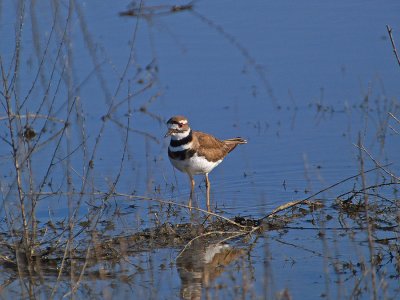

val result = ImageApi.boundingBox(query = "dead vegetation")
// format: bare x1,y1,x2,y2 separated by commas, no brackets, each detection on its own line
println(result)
0,1,399,299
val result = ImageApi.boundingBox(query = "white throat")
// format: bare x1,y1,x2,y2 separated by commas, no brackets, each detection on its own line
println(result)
171,129,191,140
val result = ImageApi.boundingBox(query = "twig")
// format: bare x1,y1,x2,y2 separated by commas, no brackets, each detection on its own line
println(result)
260,163,392,220
388,112,400,134
388,125,399,135
386,25,400,67
50,239,70,298
26,189,251,230
388,112,400,124
104,86,132,200
274,238,325,258
357,134,377,300
119,3,194,17
113,192,248,229
109,117,159,143
281,225,398,231
353,143,400,182
0,113,65,123
1,51,31,259
336,182,397,200
51,190,249,229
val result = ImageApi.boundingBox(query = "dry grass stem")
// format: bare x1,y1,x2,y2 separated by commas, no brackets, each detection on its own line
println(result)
386,25,400,67
353,143,400,182
261,164,391,220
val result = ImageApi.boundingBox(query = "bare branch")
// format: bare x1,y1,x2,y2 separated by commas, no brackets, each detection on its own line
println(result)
260,163,392,220
386,25,400,67
389,112,400,124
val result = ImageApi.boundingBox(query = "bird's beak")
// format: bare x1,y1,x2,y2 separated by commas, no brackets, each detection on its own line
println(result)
164,129,173,138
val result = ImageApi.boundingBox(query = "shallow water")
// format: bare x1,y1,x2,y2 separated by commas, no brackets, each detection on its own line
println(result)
0,1,399,299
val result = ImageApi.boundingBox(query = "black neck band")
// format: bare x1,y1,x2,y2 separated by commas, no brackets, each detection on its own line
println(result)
170,130,192,147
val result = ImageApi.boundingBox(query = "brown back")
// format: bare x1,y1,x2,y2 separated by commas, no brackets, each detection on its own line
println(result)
193,131,246,162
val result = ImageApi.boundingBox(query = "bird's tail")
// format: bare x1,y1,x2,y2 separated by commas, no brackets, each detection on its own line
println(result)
223,137,247,153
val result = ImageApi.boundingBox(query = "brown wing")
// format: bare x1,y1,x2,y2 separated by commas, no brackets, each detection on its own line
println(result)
194,131,246,162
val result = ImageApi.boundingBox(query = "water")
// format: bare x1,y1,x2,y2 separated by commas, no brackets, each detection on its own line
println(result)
0,0,399,299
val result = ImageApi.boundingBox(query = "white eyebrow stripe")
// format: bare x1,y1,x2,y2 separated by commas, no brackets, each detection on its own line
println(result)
168,124,180,130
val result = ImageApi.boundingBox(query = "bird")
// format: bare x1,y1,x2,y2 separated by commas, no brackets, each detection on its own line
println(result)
165,115,247,211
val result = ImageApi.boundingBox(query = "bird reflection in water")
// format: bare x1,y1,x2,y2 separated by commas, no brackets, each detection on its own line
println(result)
176,240,245,299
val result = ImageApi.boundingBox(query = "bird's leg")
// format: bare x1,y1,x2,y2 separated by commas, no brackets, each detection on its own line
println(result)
188,174,195,210
205,173,211,212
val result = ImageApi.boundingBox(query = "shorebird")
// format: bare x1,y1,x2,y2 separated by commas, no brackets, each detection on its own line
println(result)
165,115,246,210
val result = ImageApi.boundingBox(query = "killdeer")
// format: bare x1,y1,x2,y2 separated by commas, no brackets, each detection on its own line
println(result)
165,115,247,210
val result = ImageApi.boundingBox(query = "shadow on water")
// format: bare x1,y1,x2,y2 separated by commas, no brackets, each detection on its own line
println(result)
0,0,400,299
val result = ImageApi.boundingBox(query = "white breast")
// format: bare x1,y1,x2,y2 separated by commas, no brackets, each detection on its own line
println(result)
170,153,222,175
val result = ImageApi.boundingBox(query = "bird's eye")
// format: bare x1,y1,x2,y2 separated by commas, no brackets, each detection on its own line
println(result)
178,123,183,128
